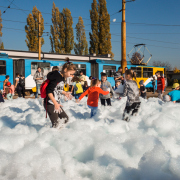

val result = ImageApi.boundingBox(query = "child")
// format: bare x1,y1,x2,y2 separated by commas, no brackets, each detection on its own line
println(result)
114,81,121,91
139,80,147,99
113,81,122,99
122,69,141,122
3,75,10,89
0,90,4,103
71,76,83,103
6,82,14,100
83,81,89,92
78,79,109,117
44,60,76,128
100,73,113,106
155,71,165,100
151,76,156,94
172,82,179,90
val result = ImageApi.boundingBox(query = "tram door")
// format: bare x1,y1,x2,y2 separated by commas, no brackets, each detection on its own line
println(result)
13,59,25,85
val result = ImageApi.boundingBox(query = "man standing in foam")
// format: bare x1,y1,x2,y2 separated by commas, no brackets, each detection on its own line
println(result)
163,90,180,103
33,67,44,98
155,71,165,100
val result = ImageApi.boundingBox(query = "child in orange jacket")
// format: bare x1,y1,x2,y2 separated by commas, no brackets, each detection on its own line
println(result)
79,79,109,117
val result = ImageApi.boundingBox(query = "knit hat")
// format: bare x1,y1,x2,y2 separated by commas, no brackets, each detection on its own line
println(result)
6,82,11,86
163,95,170,102
172,83,179,89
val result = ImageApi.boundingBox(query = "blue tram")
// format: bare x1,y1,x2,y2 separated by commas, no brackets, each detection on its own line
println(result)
0,49,165,91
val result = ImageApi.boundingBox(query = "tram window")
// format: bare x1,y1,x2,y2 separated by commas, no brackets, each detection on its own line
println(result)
103,66,116,77
131,67,141,77
0,60,6,75
31,62,50,76
143,68,153,78
74,64,86,76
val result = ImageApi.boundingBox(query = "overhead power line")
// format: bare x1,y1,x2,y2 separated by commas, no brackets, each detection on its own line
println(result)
126,22,180,27
126,41,179,50
2,0,15,15
126,36,180,45
2,5,180,27
7,0,28,15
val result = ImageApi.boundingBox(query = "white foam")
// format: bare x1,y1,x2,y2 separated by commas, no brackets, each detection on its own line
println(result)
0,97,180,179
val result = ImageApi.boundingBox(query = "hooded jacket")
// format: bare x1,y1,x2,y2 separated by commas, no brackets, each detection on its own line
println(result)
157,76,165,91
100,80,113,99
122,80,140,106
79,86,109,107
45,71,65,105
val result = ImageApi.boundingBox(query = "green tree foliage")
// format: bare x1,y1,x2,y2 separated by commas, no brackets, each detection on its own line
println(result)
89,0,99,55
50,3,74,54
25,6,44,52
74,16,88,55
63,8,74,54
98,0,113,58
0,10,4,49
50,2,65,53
89,0,113,58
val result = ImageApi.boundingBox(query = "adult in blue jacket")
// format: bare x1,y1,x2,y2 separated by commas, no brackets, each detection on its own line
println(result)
163,90,180,103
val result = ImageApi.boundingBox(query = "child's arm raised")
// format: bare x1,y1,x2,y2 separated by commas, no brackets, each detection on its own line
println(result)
98,88,109,95
79,89,89,101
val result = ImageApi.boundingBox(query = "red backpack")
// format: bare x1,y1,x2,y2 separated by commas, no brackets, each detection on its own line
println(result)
40,79,50,98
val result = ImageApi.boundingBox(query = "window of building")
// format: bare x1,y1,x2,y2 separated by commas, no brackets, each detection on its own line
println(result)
103,65,116,77
131,67,142,77
143,68,153,78
0,60,6,75
31,62,50,76
74,64,86,76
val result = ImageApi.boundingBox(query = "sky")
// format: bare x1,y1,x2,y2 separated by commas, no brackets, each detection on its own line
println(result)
0,0,180,68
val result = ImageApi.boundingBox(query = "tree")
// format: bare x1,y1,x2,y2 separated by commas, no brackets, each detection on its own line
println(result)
173,67,180,73
74,16,88,55
152,61,172,71
63,8,74,54
25,6,44,52
98,0,113,58
131,52,143,64
50,2,65,53
0,10,4,49
89,0,99,55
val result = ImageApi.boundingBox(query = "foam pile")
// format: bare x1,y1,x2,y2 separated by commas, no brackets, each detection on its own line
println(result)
0,97,180,180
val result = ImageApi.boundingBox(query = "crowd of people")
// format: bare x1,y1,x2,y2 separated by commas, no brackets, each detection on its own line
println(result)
1,59,180,128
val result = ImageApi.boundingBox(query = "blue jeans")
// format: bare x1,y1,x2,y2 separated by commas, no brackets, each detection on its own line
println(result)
88,105,98,117
74,93,82,99
35,83,41,98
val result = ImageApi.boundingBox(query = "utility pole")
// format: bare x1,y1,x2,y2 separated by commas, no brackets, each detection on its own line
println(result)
38,12,41,60
121,0,127,73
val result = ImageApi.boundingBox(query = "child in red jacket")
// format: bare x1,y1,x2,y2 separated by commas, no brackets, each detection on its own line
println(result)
79,79,109,117
155,71,165,100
